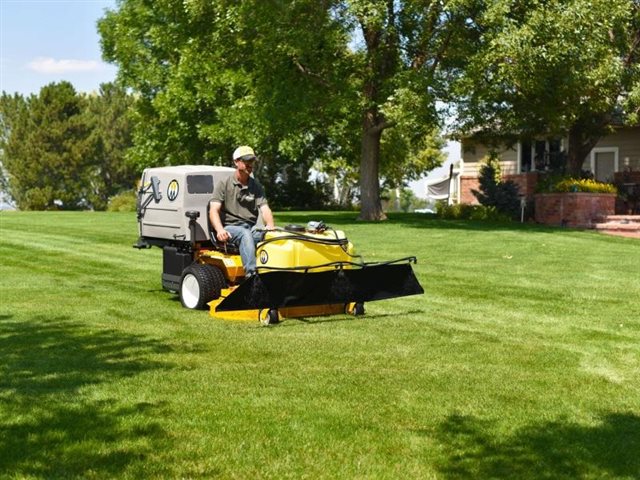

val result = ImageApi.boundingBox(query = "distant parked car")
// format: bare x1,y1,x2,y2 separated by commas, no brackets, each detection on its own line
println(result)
414,208,435,214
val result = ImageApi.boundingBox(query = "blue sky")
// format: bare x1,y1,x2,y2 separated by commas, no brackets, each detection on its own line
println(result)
1,0,117,96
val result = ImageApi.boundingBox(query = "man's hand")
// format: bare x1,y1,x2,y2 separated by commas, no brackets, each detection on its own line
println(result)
209,201,230,242
216,229,231,242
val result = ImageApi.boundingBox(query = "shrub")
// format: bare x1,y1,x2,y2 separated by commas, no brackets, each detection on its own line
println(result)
472,154,520,220
535,174,564,193
552,178,617,194
536,175,617,194
437,202,473,219
436,203,511,222
107,191,137,212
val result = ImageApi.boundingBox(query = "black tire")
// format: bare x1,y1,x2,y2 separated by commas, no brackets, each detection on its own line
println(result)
345,302,365,316
207,264,227,296
267,309,280,325
259,308,280,325
180,264,225,310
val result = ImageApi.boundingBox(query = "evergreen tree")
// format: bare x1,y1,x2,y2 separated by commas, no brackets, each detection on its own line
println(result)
0,82,135,210
472,155,521,219
1,82,92,209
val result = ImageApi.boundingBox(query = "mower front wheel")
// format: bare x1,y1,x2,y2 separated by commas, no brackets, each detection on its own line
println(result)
180,264,225,310
259,308,280,326
346,302,365,316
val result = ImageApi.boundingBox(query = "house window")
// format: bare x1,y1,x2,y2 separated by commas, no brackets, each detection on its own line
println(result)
548,139,563,170
521,141,533,172
518,138,565,173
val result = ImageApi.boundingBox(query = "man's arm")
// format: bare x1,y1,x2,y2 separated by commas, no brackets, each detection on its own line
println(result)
260,204,275,230
209,201,231,242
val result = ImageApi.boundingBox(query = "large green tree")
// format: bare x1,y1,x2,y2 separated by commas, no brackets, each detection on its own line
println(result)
453,0,640,176
1,82,93,209
98,0,471,220
0,82,135,210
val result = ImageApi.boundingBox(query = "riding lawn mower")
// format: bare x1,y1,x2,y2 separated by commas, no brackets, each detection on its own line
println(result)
135,165,424,325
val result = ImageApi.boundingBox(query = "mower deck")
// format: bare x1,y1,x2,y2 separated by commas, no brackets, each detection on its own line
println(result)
208,287,356,322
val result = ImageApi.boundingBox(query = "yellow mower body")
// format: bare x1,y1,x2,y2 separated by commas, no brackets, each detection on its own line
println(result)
255,229,355,271
204,229,358,321
196,249,245,284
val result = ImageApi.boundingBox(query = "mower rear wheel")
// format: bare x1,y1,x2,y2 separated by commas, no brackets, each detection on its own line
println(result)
180,264,225,310
207,264,227,294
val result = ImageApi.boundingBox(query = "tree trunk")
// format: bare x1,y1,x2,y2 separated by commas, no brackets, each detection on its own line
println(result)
358,114,387,221
567,123,601,178
355,5,398,221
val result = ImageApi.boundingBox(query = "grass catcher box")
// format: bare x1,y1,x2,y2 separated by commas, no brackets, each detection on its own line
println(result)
137,165,234,244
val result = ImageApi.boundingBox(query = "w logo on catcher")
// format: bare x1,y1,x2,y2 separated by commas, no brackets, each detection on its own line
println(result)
167,180,179,201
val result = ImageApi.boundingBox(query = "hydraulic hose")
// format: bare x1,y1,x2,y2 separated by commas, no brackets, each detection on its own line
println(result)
255,256,417,274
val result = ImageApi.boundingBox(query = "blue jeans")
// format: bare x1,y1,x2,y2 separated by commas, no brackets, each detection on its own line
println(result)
225,224,264,275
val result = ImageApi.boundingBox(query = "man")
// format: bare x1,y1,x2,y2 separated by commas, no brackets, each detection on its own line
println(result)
209,146,275,278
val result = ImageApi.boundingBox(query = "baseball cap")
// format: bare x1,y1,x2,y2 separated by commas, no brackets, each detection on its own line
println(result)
232,146,256,162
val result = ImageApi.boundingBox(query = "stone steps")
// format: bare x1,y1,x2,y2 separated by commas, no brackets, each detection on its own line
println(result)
594,215,640,238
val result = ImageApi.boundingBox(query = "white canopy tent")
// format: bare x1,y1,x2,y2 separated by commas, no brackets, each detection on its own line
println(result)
425,162,461,205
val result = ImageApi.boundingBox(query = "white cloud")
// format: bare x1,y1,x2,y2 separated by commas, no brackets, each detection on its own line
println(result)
27,57,106,74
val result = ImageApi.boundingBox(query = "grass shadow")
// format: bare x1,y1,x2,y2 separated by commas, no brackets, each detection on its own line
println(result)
0,315,174,478
433,412,640,479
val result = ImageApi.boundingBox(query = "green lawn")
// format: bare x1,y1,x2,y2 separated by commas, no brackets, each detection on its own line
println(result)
1,211,639,479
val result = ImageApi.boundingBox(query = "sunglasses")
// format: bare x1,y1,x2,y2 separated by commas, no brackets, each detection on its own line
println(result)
236,155,257,162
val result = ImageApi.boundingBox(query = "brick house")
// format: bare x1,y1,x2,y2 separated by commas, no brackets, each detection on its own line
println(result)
455,125,640,208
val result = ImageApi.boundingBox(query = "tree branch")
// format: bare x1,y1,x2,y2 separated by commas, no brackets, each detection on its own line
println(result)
623,27,640,68
292,57,329,87
370,119,396,133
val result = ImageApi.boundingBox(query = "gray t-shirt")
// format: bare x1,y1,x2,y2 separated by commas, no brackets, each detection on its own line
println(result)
211,175,268,226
